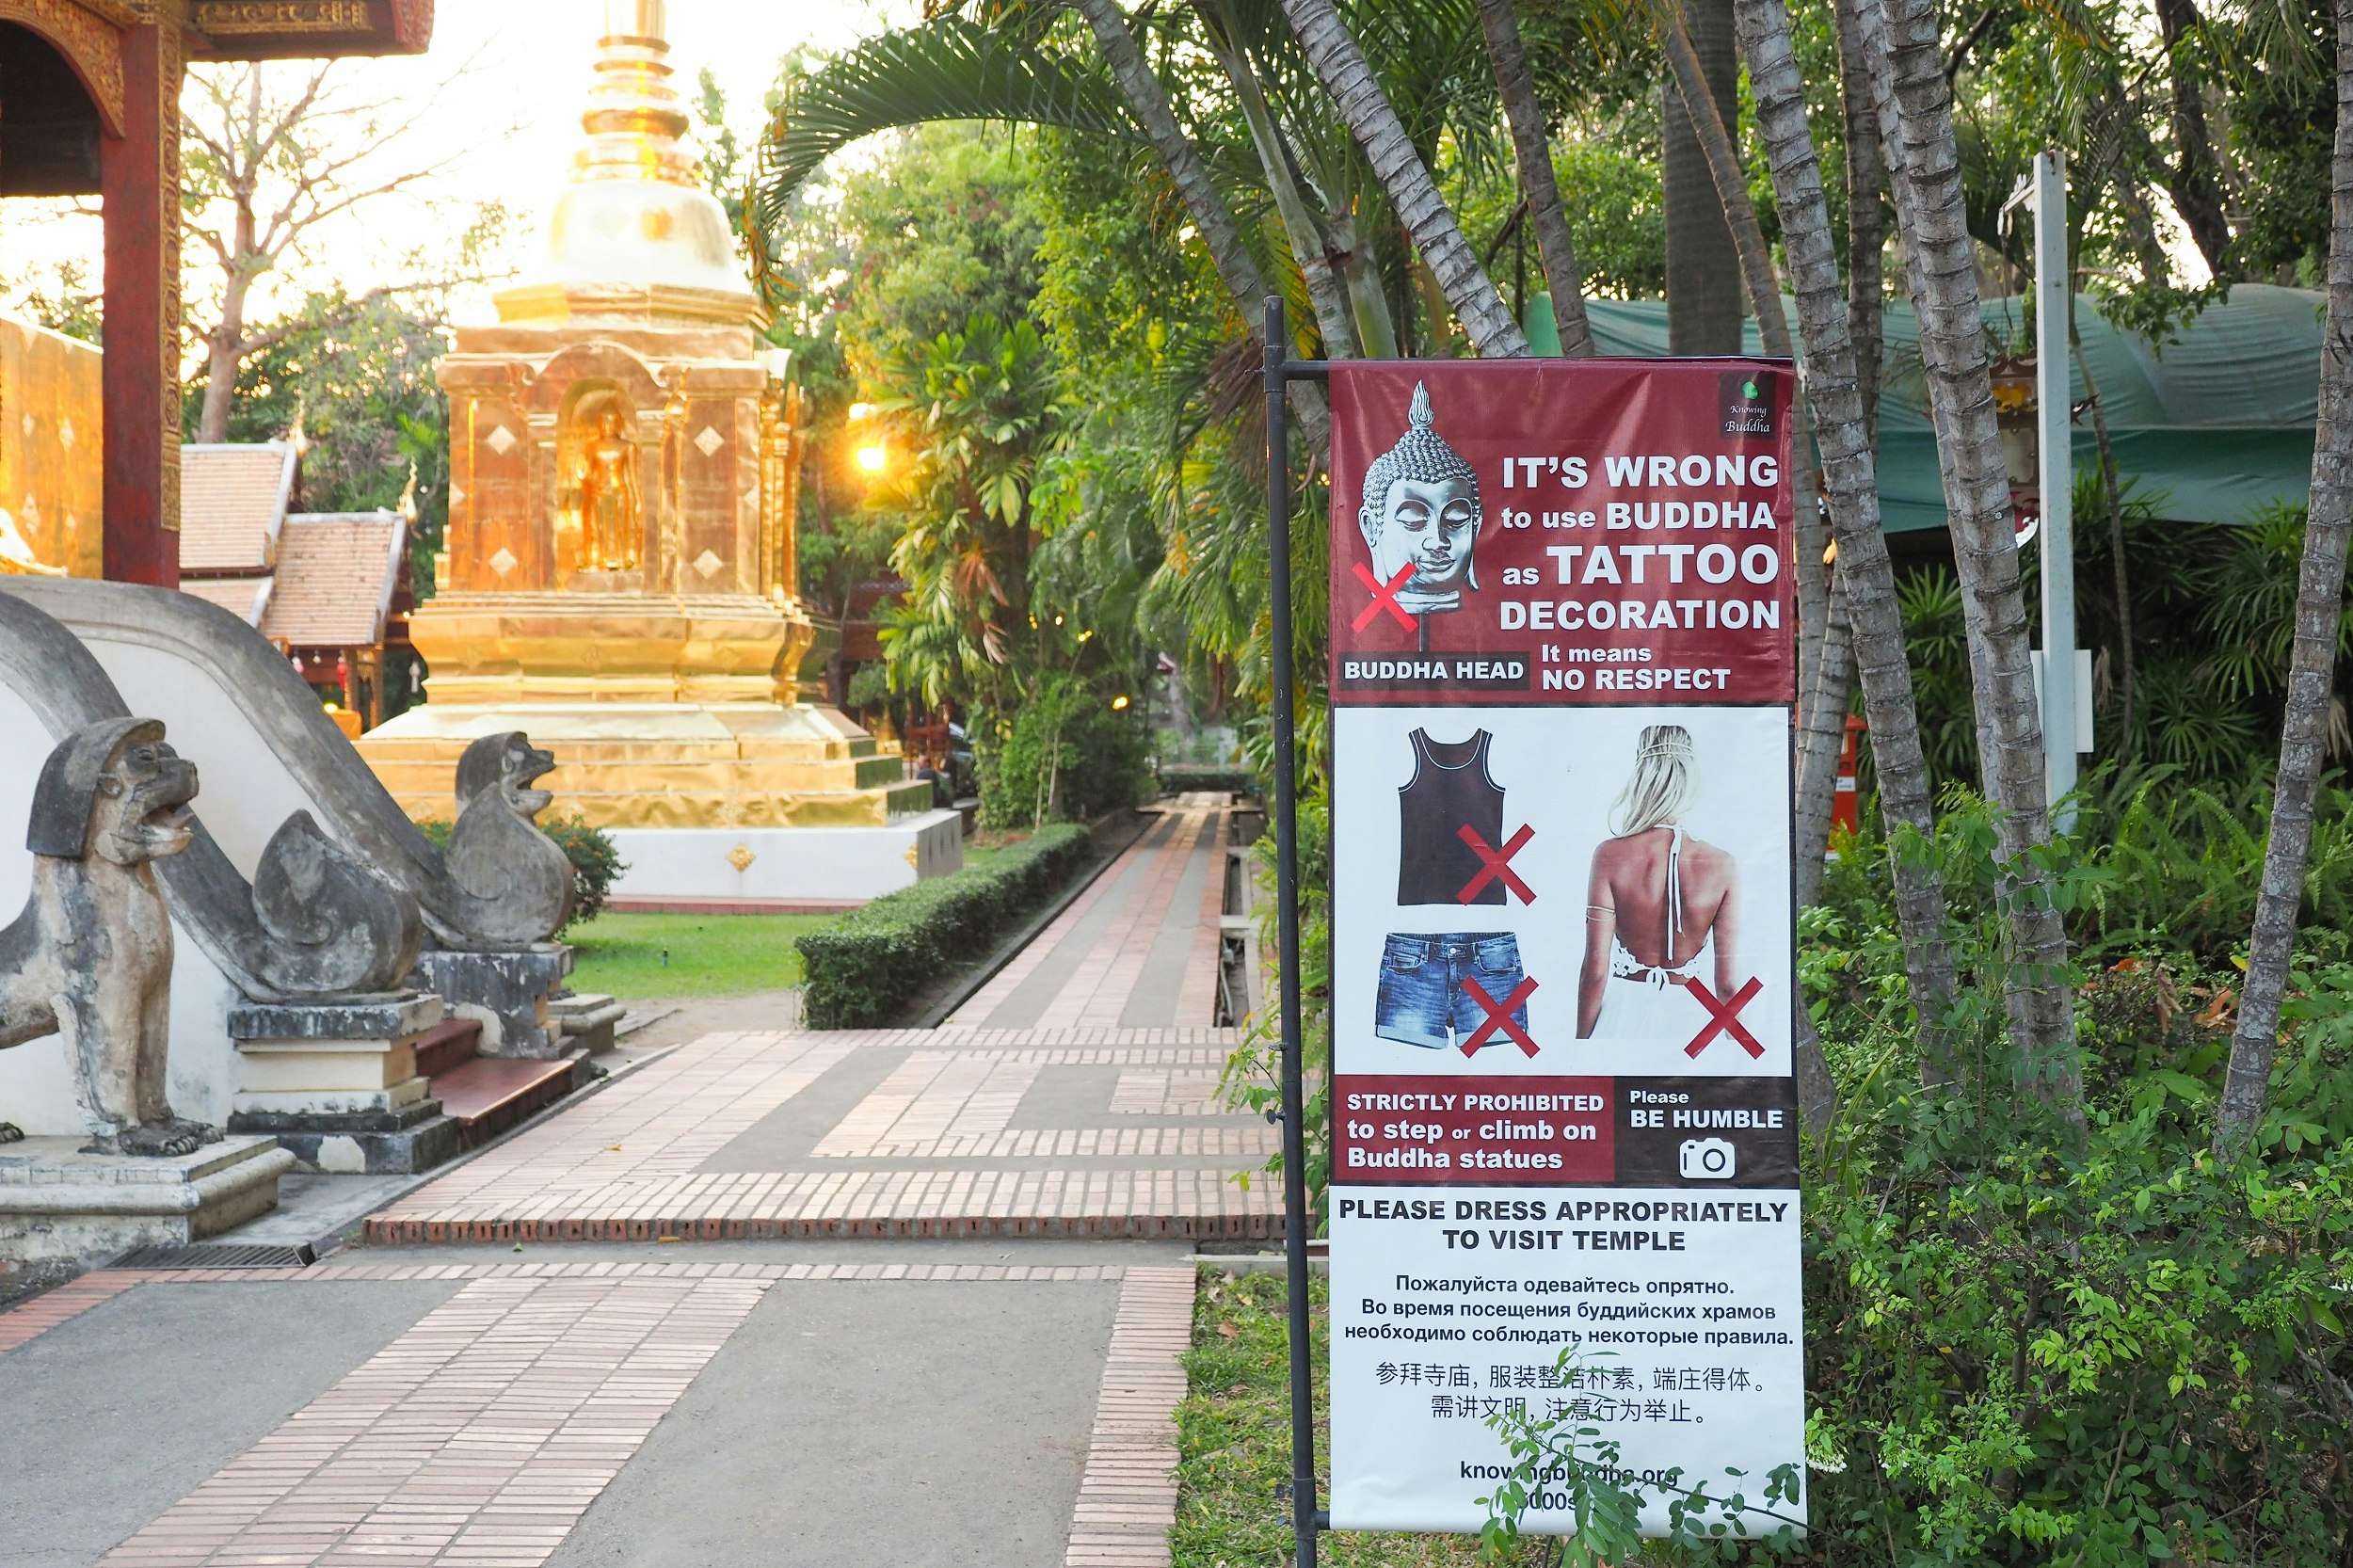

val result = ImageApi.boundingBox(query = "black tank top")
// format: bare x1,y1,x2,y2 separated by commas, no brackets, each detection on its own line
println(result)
1397,728,1506,904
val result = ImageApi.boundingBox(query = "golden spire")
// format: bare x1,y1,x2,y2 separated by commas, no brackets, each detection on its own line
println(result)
575,1,699,191
499,0,760,325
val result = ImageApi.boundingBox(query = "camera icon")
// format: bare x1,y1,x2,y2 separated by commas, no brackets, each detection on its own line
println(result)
1678,1137,1736,1180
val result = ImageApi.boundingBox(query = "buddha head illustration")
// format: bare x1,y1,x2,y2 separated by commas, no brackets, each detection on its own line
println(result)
1357,381,1482,616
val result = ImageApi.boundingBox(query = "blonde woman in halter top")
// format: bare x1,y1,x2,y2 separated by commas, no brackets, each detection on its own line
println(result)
1577,725,1741,1041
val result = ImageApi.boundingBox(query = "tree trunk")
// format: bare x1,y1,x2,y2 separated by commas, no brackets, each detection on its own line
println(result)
2153,0,2238,280
1865,0,2080,1112
1278,0,1531,357
1743,0,1961,1089
1662,0,1744,352
1794,575,1853,906
1657,10,1835,713
197,316,245,442
2215,0,2353,1161
1835,0,1885,436
1786,0,1879,914
1658,15,1782,355
1204,13,1364,359
1070,0,1330,443
1475,0,1595,355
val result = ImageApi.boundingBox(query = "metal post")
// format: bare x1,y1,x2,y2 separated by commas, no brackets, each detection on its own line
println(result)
1263,296,1320,1568
2033,149,2077,825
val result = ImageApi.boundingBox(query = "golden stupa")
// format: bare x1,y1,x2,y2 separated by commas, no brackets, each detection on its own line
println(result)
360,0,926,834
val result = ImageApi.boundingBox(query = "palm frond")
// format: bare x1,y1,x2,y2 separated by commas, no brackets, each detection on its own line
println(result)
749,17,1139,246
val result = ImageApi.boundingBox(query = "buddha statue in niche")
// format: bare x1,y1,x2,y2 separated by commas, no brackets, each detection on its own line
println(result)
576,405,642,572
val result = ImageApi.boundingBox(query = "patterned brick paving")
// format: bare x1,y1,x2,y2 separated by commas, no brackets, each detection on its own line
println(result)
952,804,1230,1030
1065,1267,1195,1567
3,814,1246,1565
363,1027,1281,1245
98,1272,768,1566
3,1262,1202,1568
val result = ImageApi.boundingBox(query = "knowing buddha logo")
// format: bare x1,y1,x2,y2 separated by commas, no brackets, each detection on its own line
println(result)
1719,371,1776,437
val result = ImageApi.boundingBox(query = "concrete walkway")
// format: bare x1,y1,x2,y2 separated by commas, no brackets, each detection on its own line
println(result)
0,799,1266,1567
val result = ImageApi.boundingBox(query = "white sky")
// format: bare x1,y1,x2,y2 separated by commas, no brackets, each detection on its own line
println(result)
0,0,914,332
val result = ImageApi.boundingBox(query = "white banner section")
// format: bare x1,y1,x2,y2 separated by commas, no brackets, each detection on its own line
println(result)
1329,1186,1807,1535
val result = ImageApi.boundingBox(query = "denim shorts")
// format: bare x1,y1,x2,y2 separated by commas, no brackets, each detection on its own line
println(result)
1373,932,1529,1050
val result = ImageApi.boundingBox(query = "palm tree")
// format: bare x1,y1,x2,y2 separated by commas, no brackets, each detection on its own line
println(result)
1864,0,2081,1112
1069,0,1273,341
1277,0,1531,356
1192,3,1374,359
2216,0,2353,1160
1475,0,1595,354
748,10,1335,444
1787,0,1886,906
1653,4,1842,873
1739,0,1960,1096
1662,0,1744,352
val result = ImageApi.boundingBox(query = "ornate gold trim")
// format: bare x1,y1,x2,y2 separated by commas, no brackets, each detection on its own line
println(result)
0,0,127,133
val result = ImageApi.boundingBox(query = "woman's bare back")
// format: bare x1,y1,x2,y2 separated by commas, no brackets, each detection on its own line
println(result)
1590,828,1736,971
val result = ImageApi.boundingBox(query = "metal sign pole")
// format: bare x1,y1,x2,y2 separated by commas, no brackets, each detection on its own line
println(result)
2033,149,2078,825
1263,295,1324,1566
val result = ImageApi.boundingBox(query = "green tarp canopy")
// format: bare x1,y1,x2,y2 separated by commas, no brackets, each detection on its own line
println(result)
1524,284,2323,533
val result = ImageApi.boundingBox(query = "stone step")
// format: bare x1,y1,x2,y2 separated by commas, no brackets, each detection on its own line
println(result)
429,1056,579,1148
412,1017,485,1079
552,995,627,1054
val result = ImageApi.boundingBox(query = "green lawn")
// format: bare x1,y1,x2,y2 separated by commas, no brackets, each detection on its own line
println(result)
1179,1269,1547,1567
562,836,1033,1000
567,912,832,998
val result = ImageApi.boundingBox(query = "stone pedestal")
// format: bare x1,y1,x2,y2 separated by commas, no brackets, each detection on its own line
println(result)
550,991,625,1054
0,1136,296,1265
225,993,460,1175
410,946,574,1059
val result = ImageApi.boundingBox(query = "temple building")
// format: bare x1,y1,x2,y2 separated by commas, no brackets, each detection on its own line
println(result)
356,0,953,904
0,314,102,577
177,440,417,733
0,1,433,585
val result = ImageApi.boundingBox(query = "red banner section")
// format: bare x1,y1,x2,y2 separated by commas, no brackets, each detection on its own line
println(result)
1336,1075,1614,1184
1328,360,1797,708
1334,1075,1801,1189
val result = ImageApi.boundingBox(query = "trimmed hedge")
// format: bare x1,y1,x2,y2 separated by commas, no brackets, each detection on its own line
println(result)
1157,765,1258,798
796,824,1096,1029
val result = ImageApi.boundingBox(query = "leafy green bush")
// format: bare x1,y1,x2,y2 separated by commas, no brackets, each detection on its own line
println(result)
413,813,627,933
796,823,1094,1027
539,816,626,930
977,680,1150,830
1788,804,2353,1565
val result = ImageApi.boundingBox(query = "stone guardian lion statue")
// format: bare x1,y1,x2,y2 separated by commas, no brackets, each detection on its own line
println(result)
0,718,221,1157
444,731,577,947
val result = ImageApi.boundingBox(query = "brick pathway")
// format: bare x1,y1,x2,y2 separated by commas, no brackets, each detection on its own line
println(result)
26,1263,1197,1568
952,802,1230,1030
1064,1268,1194,1567
4,799,1256,1566
361,1027,1281,1244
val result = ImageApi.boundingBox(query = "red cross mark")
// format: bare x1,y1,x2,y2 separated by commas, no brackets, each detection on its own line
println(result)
1682,977,1766,1059
1351,561,1418,632
1460,974,1540,1058
1456,823,1536,904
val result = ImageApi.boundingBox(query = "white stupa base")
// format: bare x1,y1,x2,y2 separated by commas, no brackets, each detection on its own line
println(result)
603,808,965,910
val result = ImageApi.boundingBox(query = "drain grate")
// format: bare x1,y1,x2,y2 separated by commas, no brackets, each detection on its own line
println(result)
113,1241,316,1269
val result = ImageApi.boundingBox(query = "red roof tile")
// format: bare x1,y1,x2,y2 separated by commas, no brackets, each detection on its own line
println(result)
259,512,406,648
179,443,296,571
179,576,271,626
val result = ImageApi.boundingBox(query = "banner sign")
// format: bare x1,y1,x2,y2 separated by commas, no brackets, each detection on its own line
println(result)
1324,360,1807,1539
